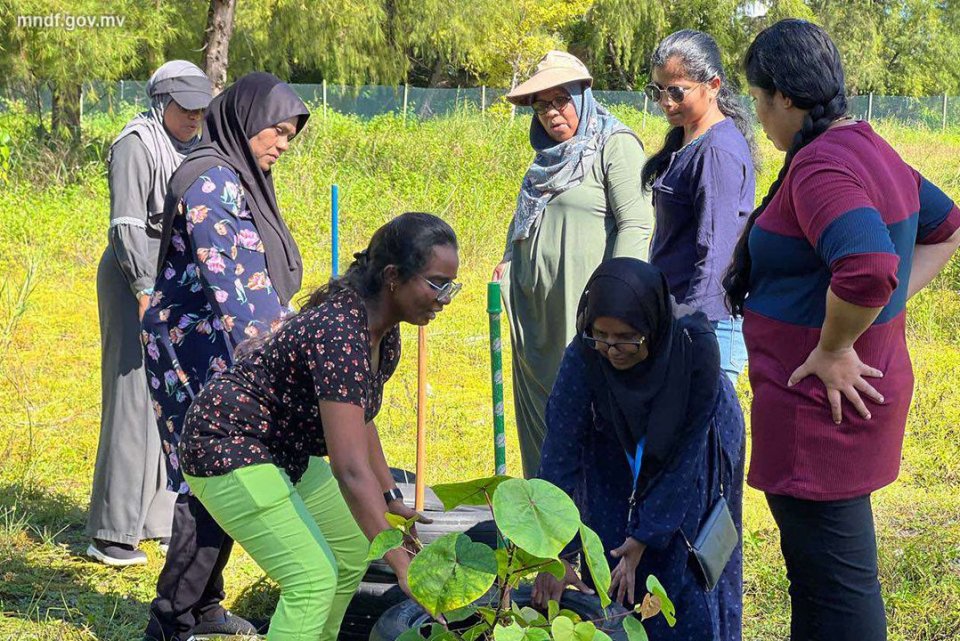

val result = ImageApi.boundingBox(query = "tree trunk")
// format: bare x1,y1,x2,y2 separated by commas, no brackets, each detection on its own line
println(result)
607,40,632,90
51,81,82,146
202,0,237,95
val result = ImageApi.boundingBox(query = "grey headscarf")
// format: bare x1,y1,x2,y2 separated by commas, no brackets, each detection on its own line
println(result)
505,82,631,260
108,61,211,226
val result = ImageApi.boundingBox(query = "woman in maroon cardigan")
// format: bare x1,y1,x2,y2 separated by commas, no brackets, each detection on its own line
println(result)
724,20,960,640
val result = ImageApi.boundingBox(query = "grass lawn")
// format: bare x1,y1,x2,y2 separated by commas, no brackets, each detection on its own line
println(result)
1,107,959,640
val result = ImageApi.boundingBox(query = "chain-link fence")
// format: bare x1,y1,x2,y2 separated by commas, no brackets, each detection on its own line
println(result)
3,81,960,129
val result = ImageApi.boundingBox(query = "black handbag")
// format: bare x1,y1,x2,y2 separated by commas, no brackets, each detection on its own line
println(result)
679,423,738,592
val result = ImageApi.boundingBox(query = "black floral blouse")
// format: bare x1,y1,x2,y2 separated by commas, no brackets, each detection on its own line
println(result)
179,288,401,483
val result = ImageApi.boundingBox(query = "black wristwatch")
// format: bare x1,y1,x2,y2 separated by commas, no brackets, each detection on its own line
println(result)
383,487,404,504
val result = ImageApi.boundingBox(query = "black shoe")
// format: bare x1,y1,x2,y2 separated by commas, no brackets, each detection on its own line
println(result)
190,609,259,638
85,539,147,567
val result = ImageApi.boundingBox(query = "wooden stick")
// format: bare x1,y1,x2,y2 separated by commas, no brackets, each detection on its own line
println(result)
415,326,427,511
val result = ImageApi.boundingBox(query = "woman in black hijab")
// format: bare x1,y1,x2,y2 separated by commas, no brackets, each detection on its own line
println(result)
533,258,746,641
142,72,309,641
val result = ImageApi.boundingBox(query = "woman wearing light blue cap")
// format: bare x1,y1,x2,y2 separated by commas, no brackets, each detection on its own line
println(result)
86,60,212,567
494,51,654,477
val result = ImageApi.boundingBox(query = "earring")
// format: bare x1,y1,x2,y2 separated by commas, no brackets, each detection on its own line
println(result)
390,282,396,293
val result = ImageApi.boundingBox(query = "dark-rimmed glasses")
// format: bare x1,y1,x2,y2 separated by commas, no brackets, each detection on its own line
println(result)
644,82,705,104
582,331,646,355
420,276,462,303
531,94,572,114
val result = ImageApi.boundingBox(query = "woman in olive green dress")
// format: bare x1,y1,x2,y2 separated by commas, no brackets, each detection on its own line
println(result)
493,51,654,477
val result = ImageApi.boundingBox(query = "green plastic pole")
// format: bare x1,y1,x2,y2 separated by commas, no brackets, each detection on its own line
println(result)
487,282,507,476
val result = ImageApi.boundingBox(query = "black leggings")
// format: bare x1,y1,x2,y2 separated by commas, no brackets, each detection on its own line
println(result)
766,493,886,641
144,493,233,641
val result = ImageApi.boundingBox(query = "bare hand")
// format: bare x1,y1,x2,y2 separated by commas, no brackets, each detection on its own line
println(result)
387,498,432,541
531,560,593,609
492,261,509,282
788,345,884,424
609,537,645,605
137,294,151,322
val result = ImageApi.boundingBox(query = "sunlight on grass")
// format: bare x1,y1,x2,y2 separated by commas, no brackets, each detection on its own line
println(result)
1,109,958,640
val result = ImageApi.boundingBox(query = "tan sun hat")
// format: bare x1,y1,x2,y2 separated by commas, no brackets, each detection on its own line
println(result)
506,51,593,106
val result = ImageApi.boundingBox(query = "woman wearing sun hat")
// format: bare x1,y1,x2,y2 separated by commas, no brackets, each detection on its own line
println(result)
494,51,654,478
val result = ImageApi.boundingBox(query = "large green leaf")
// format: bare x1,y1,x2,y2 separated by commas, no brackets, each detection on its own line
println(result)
621,616,649,641
493,623,550,641
444,604,479,624
551,616,575,641
408,533,498,616
573,621,597,641
509,548,565,581
462,626,488,641
519,606,546,626
432,475,512,511
492,479,580,559
553,618,600,641
593,629,612,641
547,600,560,623
386,512,419,530
645,575,676,627
578,523,611,607
396,628,426,641
366,529,404,562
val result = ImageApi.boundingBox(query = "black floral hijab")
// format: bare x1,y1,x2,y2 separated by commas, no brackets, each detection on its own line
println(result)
159,72,310,306
575,258,720,496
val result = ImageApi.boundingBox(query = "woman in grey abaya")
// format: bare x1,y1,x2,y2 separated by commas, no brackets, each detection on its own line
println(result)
86,60,212,567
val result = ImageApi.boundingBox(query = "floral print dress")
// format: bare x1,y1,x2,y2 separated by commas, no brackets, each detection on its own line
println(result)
142,165,287,493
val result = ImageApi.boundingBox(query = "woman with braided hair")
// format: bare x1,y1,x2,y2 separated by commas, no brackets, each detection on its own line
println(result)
724,20,960,639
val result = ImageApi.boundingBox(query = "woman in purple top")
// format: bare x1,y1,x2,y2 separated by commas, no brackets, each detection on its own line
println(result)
642,30,756,384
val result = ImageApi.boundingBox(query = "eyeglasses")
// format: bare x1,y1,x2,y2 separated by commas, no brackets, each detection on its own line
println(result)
644,83,705,104
420,276,462,303
531,94,572,115
582,331,646,355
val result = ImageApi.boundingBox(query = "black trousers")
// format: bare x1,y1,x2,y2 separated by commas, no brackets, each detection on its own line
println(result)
144,493,233,641
766,493,887,641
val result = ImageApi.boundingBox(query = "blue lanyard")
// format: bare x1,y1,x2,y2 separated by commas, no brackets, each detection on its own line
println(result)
624,438,646,486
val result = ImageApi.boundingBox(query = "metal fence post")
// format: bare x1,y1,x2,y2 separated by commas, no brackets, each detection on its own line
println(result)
867,92,874,121
642,94,648,130
488,282,507,476
943,93,948,131
402,83,409,120
481,85,486,114
322,79,327,119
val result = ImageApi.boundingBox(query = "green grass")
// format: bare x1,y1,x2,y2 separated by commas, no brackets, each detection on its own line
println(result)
1,107,959,640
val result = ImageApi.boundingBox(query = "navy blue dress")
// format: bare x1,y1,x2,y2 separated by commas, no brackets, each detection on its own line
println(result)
539,344,745,641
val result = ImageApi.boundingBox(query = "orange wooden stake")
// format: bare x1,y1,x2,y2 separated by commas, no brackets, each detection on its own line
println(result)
415,326,427,511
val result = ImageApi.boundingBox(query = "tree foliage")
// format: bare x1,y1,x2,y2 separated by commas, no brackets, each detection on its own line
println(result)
0,0,171,141
3,0,960,144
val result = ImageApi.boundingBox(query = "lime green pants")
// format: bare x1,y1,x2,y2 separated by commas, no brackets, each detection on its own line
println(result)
185,457,368,641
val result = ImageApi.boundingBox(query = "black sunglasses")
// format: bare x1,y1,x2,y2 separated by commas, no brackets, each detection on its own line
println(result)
531,94,572,115
644,82,705,104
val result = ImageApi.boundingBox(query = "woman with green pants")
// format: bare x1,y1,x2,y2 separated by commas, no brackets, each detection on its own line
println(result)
177,212,461,640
